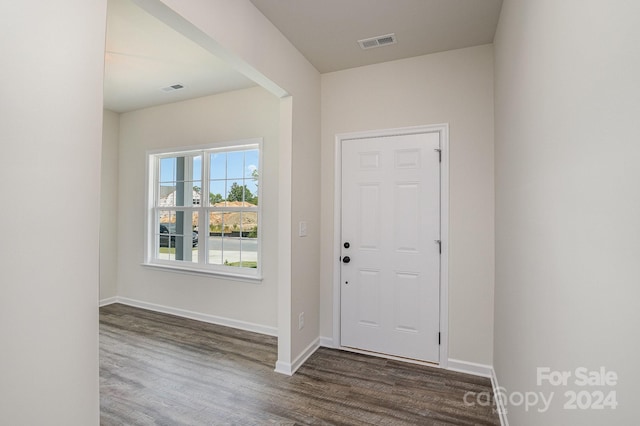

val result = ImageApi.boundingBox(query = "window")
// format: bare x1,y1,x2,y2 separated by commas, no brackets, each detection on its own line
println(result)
145,139,262,279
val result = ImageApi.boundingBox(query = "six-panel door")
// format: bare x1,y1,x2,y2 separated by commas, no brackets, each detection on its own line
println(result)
340,131,441,363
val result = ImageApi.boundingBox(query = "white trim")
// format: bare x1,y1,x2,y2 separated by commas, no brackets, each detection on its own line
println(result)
438,124,450,368
99,296,118,307
274,360,293,376
110,297,277,336
140,262,262,282
447,358,493,378
446,359,509,425
276,96,293,374
331,132,343,352
491,367,509,426
274,338,320,376
319,336,335,348
332,123,450,366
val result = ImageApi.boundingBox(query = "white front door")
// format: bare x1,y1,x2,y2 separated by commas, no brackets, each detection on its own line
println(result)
340,131,441,363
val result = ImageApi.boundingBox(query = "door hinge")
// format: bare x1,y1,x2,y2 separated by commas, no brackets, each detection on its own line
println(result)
438,332,441,345
435,239,441,254
435,148,442,162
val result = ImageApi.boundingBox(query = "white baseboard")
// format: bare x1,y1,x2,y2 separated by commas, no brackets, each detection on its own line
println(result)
275,337,320,376
105,296,278,337
491,367,509,426
447,358,493,378
274,360,293,376
319,336,335,348
99,296,118,307
293,338,320,372
448,359,508,426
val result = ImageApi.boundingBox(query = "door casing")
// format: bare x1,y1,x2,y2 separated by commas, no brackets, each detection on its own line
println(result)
332,124,449,368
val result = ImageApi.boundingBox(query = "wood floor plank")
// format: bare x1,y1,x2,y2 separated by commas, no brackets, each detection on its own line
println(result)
100,304,499,425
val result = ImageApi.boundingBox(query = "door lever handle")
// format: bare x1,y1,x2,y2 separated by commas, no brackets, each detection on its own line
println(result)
342,256,351,264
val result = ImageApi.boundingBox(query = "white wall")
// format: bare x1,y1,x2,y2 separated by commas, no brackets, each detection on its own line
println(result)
117,87,280,328
155,0,321,370
321,45,495,366
494,1,640,424
0,1,105,424
101,110,120,301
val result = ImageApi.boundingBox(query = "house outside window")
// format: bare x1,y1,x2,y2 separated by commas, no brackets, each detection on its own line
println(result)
145,138,262,279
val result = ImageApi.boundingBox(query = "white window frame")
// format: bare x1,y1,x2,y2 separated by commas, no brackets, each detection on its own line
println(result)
143,138,263,281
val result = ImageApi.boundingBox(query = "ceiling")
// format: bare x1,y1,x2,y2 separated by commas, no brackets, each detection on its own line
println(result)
103,0,256,113
104,0,503,112
249,0,503,73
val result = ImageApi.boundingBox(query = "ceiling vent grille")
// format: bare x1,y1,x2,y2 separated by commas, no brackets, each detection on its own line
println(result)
161,84,184,92
357,33,397,50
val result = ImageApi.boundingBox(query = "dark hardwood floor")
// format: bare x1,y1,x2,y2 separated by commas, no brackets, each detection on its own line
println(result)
100,304,499,425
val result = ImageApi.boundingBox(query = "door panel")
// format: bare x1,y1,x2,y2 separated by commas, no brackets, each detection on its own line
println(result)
357,269,381,327
358,184,381,249
341,131,441,363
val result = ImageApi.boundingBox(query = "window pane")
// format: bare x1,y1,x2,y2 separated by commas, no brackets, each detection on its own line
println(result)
191,155,203,206
191,211,199,263
158,211,177,261
208,233,223,265
244,179,258,206
160,183,201,207
175,184,189,207
157,210,198,263
210,153,226,180
226,180,247,204
159,185,177,206
209,211,223,234
243,210,258,238
240,212,258,269
208,211,259,269
159,156,201,207
190,182,202,206
227,151,244,180
209,180,226,206
221,232,240,267
208,212,233,266
162,156,190,183
239,240,258,269
159,157,176,183
244,149,259,178
192,155,202,181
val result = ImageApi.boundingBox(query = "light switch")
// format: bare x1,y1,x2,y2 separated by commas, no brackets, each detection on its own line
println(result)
299,221,307,237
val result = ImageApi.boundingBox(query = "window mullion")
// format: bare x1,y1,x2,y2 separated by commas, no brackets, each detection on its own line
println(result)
152,157,161,261
152,207,160,261
200,151,209,264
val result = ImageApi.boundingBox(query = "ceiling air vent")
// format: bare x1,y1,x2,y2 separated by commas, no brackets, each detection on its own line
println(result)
357,33,397,50
161,84,184,92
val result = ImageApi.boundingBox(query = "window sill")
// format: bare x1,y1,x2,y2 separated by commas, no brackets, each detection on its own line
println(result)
141,262,263,283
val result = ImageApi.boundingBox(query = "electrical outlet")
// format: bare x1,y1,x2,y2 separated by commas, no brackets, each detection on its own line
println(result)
298,312,305,330
298,221,307,237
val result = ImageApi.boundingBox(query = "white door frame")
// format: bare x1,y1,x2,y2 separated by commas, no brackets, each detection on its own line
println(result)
332,124,449,368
